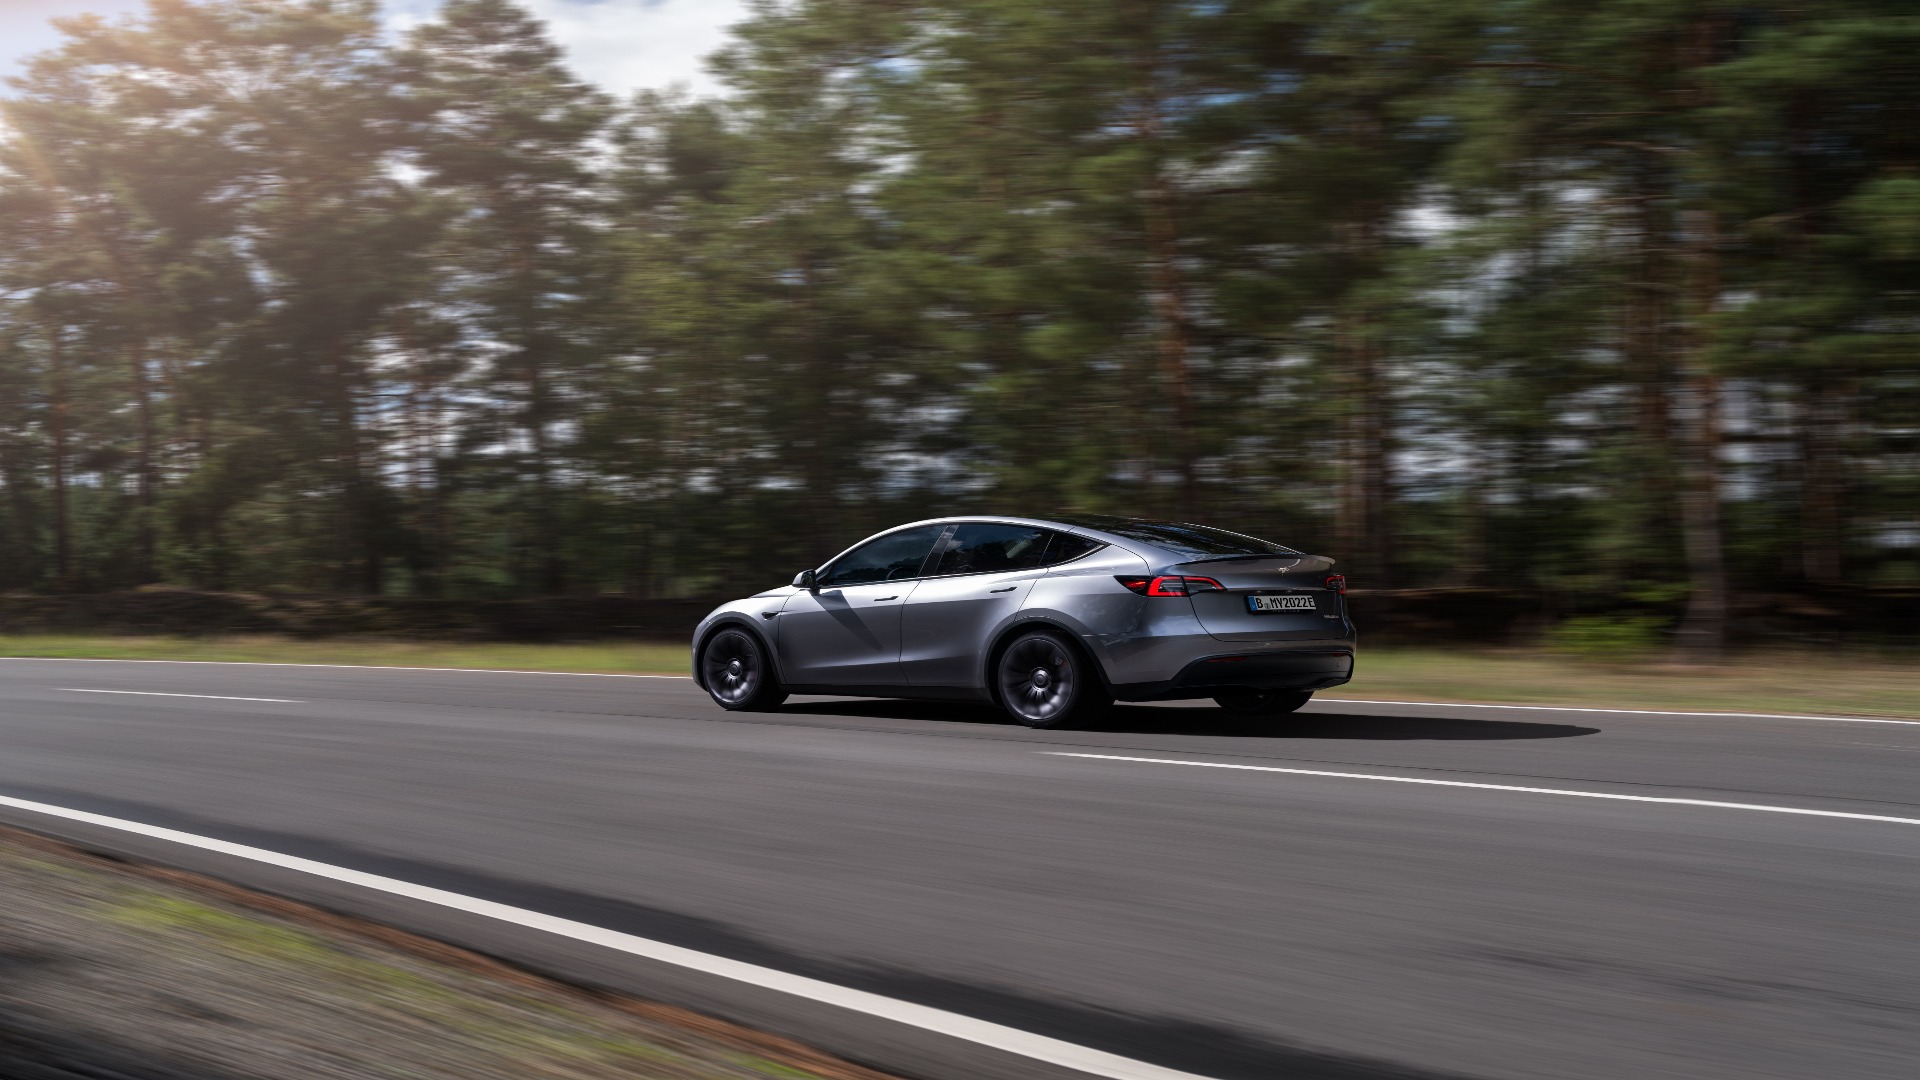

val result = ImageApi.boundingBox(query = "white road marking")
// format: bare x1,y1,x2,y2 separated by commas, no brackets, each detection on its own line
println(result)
0,657,690,678
1316,697,1920,725
0,795,1216,1080
1045,753,1920,829
61,689,303,704
5,658,1910,724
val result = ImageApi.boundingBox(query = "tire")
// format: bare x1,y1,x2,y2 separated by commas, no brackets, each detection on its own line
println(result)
699,627,788,712
994,630,1111,729
1213,689,1313,716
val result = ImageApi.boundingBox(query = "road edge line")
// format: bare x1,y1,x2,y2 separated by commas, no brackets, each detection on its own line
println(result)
0,791,1217,1080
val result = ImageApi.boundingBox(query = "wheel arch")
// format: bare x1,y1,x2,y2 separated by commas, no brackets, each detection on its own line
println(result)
982,616,1114,700
693,617,783,691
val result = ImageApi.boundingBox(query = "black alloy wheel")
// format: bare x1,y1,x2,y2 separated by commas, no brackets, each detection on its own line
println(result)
1213,689,1314,716
700,628,787,711
996,630,1109,729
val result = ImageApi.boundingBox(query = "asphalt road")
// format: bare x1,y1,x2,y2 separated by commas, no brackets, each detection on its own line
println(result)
0,658,1915,1080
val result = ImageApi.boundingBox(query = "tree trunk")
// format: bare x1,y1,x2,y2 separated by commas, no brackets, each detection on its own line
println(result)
127,343,158,583
1334,211,1393,587
101,240,159,584
1785,92,1843,586
1798,380,1844,583
430,451,453,598
1454,450,1491,587
1144,174,1197,517
512,227,566,597
1675,206,1726,660
1673,17,1731,660
1622,174,1676,576
795,250,841,559
432,381,455,596
1345,308,1391,587
1134,22,1196,517
327,342,380,595
406,364,442,597
528,361,564,595
358,482,384,595
47,328,72,588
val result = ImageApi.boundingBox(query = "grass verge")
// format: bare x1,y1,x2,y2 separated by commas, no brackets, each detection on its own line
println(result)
1329,647,1916,719
0,633,691,676
0,825,894,1080
0,634,1911,719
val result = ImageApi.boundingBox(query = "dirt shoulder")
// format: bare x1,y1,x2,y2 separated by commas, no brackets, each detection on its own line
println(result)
0,825,898,1080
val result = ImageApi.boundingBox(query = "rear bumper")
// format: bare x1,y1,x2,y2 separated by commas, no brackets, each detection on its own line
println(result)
1110,648,1354,702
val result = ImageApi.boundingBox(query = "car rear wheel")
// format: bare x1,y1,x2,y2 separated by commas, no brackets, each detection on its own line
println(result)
1213,689,1313,716
699,628,788,712
995,630,1110,729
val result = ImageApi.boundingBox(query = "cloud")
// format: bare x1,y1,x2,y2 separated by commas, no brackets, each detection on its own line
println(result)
2,1,749,98
490,0,749,98
0,0,149,82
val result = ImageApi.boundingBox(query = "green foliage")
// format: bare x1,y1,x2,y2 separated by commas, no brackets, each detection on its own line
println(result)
0,0,1910,615
1545,614,1672,662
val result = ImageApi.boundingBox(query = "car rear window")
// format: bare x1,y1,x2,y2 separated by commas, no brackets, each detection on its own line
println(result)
1043,532,1104,564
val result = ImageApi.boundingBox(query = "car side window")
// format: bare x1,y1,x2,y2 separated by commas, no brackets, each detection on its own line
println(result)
930,523,1052,576
1042,532,1103,565
818,526,947,588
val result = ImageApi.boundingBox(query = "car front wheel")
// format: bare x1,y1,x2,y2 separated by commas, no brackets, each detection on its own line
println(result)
1213,689,1313,716
699,628,788,712
995,630,1110,729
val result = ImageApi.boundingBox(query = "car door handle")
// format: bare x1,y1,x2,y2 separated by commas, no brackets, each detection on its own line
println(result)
988,586,1017,593
873,595,899,602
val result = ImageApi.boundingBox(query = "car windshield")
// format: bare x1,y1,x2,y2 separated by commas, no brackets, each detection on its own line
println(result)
1054,515,1300,558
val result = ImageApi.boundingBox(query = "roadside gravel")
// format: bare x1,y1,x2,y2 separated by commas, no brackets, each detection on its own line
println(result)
0,827,898,1080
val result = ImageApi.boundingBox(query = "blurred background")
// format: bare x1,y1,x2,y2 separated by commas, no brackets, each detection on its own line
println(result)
0,0,1913,656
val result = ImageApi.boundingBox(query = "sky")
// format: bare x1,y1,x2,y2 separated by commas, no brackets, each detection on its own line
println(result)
0,0,749,96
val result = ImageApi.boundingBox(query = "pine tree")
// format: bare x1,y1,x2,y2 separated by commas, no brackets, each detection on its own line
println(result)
407,0,612,594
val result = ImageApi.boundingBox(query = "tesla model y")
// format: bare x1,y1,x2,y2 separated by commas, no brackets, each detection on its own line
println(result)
692,515,1354,728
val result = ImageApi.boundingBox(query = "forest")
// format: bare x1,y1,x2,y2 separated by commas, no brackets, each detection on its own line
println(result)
0,0,1913,654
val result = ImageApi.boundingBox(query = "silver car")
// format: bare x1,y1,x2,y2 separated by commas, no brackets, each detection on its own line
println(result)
691,515,1355,728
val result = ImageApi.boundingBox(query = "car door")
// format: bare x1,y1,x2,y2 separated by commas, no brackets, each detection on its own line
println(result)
900,523,1056,688
776,525,946,689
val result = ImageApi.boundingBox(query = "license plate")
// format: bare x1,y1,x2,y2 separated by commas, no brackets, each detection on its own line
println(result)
1248,594,1315,613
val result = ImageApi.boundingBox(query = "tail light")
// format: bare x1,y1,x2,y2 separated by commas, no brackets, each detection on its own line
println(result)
1325,574,1346,595
1116,575,1225,597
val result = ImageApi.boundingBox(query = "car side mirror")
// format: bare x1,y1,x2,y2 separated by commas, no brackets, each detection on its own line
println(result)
792,569,817,590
